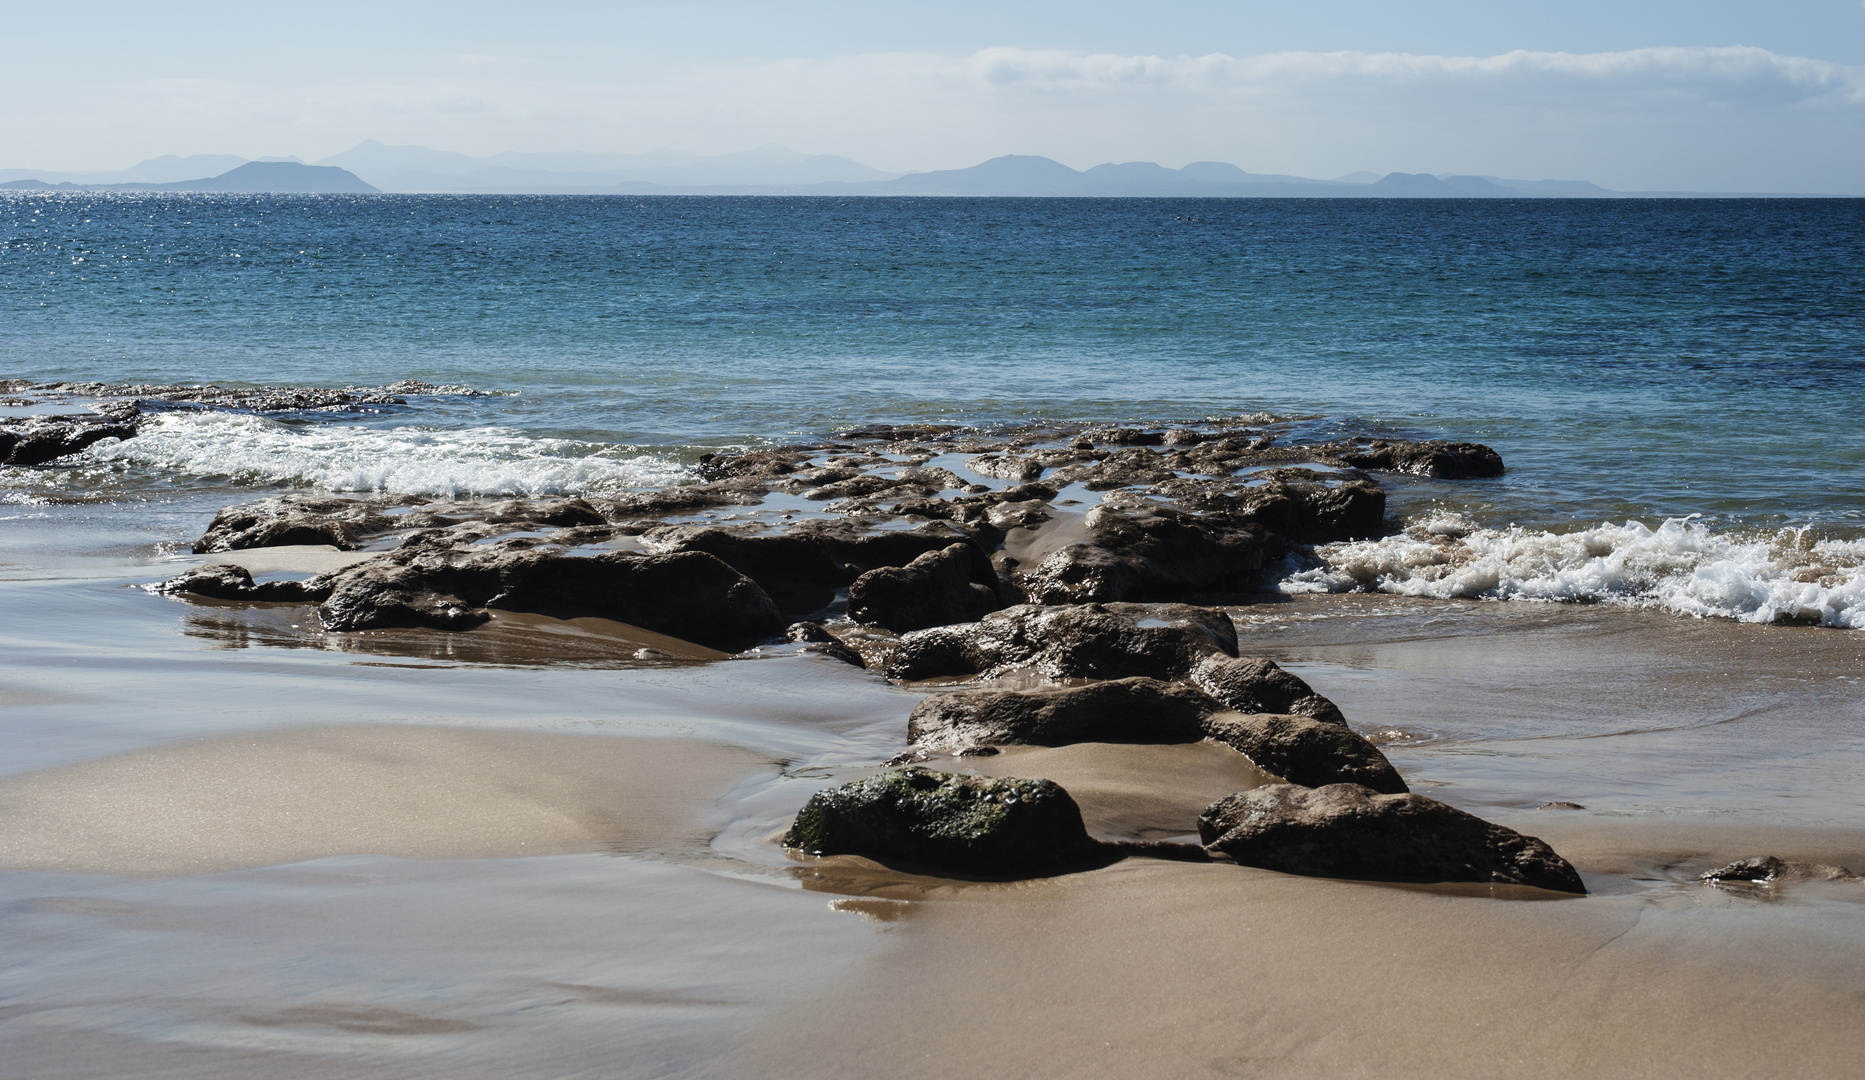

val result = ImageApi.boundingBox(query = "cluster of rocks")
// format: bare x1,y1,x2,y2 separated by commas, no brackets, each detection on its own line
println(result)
146,412,1589,892
784,602,1585,894
0,380,473,467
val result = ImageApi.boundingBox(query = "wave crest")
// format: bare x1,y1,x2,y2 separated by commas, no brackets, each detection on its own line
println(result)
1281,514,1865,629
79,411,691,498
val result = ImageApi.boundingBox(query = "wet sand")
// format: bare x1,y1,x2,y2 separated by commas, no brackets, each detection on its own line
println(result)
0,726,774,875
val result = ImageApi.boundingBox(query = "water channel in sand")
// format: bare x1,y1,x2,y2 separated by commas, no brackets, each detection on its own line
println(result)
1,507,1862,1077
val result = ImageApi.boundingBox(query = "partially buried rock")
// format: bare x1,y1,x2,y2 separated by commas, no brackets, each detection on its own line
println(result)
848,542,1003,633
1201,713,1407,795
1198,783,1585,894
1698,856,1860,884
154,563,334,603
782,768,1106,876
1189,655,1349,727
907,678,1214,754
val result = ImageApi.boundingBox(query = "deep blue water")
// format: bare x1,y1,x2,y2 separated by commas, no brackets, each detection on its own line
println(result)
3,193,1862,533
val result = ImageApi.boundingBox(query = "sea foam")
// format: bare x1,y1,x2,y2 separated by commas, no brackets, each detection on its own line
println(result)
80,411,691,498
1281,514,1865,629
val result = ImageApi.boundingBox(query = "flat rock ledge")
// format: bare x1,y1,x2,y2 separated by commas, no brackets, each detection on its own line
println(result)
1199,784,1586,894
783,768,1110,877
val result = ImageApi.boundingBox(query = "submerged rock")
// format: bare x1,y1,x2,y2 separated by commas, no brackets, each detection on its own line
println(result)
1332,439,1505,479
1198,784,1585,893
782,768,1105,876
848,542,1004,633
784,621,867,668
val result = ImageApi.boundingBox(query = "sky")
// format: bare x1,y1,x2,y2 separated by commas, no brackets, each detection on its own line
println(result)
6,0,1864,191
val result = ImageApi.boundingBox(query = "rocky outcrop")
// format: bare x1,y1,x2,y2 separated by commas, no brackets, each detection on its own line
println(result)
0,409,140,466
313,548,784,651
1198,784,1585,893
848,543,1004,633
906,677,1403,793
782,768,1106,876
192,494,610,554
886,602,1237,682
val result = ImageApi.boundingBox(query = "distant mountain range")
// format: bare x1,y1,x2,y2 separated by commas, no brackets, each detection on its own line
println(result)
0,142,1842,197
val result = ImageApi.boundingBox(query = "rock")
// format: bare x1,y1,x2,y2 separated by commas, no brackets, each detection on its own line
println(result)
1537,801,1587,811
315,548,784,651
695,448,813,482
1189,656,1348,726
1021,502,1271,604
1699,856,1791,883
1333,440,1505,479
153,563,333,603
1198,784,1585,894
785,621,867,668
25,380,463,413
886,602,1238,682
1201,713,1407,794
782,768,1106,876
648,528,850,620
907,678,1214,754
0,410,140,466
848,543,1004,633
192,495,403,553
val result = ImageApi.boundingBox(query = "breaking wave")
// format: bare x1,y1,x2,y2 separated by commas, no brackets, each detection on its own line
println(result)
78,410,692,498
1281,514,1865,629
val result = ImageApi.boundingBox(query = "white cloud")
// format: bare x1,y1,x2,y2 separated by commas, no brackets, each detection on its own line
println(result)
2,46,1860,192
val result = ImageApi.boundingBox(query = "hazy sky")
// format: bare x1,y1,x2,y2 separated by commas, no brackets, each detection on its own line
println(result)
7,0,1864,191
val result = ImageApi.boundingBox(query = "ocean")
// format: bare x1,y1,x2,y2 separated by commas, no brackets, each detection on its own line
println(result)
2,193,1863,1078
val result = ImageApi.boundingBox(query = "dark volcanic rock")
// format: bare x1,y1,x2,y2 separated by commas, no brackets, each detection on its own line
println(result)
1189,657,1349,726
0,410,140,466
1333,440,1505,479
1201,713,1407,794
315,548,783,650
907,678,1214,754
154,563,334,603
848,543,1004,633
886,602,1237,682
1198,784,1585,893
782,768,1106,876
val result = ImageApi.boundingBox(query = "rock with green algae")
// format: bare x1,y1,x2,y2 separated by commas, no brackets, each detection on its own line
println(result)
782,768,1107,877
